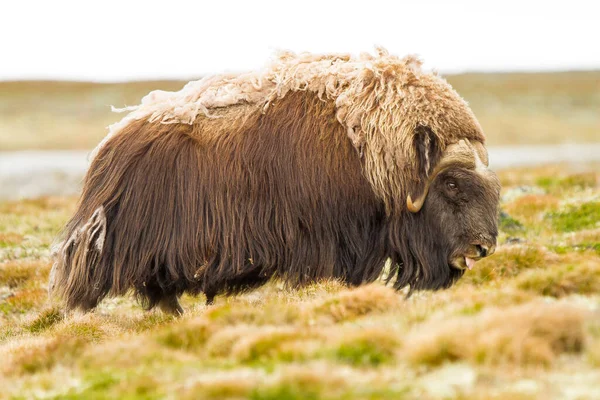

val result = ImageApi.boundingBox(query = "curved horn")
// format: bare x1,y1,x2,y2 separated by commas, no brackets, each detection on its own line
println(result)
471,140,489,166
407,193,424,213
406,179,434,213
406,139,485,213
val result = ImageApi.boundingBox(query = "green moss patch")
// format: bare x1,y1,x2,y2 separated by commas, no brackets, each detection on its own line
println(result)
547,202,600,232
498,210,525,235
536,172,597,193
551,242,600,256
333,330,399,367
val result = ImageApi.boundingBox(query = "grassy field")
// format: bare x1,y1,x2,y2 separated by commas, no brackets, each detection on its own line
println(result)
1,70,599,151
0,164,599,399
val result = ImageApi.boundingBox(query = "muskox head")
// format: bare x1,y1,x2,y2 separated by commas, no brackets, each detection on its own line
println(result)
391,128,500,291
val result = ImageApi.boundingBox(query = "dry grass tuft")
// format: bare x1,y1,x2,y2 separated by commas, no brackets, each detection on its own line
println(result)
118,311,176,333
515,260,600,297
0,260,49,288
0,196,75,215
79,336,184,371
252,368,344,400
51,317,108,342
231,326,318,363
155,317,215,352
1,314,116,374
0,232,24,247
3,334,89,375
460,245,554,285
406,302,588,367
205,324,262,358
178,371,258,400
448,287,534,316
587,318,600,367
310,284,401,323
0,288,47,315
26,307,64,333
206,298,300,326
504,194,560,224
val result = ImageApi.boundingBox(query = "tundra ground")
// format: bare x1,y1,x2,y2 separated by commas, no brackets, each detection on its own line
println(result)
0,164,599,399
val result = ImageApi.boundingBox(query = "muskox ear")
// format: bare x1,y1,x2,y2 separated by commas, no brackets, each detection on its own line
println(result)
414,125,441,180
407,126,441,212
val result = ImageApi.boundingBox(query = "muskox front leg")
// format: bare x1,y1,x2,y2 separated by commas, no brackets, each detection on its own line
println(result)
158,293,184,316
144,280,184,316
205,291,216,306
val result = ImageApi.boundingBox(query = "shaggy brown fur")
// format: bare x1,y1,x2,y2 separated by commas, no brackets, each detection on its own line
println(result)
50,50,500,314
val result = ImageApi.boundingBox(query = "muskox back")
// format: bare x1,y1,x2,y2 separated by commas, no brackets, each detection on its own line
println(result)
50,92,389,314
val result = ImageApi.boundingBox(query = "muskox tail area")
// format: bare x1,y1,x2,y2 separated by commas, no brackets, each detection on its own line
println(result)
49,206,108,311
49,121,201,314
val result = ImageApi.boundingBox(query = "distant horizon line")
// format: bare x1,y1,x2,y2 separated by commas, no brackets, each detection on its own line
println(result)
1,66,599,84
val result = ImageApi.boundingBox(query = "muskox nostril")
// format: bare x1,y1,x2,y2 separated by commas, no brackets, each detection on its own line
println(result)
475,244,488,257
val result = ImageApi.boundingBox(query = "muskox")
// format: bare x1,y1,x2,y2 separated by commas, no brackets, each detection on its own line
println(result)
49,48,500,315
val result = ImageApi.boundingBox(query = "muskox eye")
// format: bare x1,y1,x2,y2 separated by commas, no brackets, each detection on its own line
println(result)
446,181,458,190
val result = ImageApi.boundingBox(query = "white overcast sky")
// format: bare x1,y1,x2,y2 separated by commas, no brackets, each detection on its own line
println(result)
1,0,598,81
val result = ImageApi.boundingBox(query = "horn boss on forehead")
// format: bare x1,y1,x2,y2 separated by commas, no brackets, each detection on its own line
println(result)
407,139,490,213
50,48,500,314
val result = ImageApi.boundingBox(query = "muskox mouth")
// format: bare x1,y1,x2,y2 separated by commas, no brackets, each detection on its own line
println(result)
450,255,481,271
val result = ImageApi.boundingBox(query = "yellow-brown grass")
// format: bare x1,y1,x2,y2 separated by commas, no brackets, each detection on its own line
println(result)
459,245,556,285
405,302,588,366
310,284,401,323
0,260,48,288
516,259,600,297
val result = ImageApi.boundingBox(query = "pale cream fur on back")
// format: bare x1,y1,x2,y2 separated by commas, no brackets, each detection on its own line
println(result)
95,48,486,211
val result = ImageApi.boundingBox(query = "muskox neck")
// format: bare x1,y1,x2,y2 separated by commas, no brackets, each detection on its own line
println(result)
387,213,464,292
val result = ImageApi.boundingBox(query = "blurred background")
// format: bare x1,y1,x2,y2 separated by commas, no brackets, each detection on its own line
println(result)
0,0,599,199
